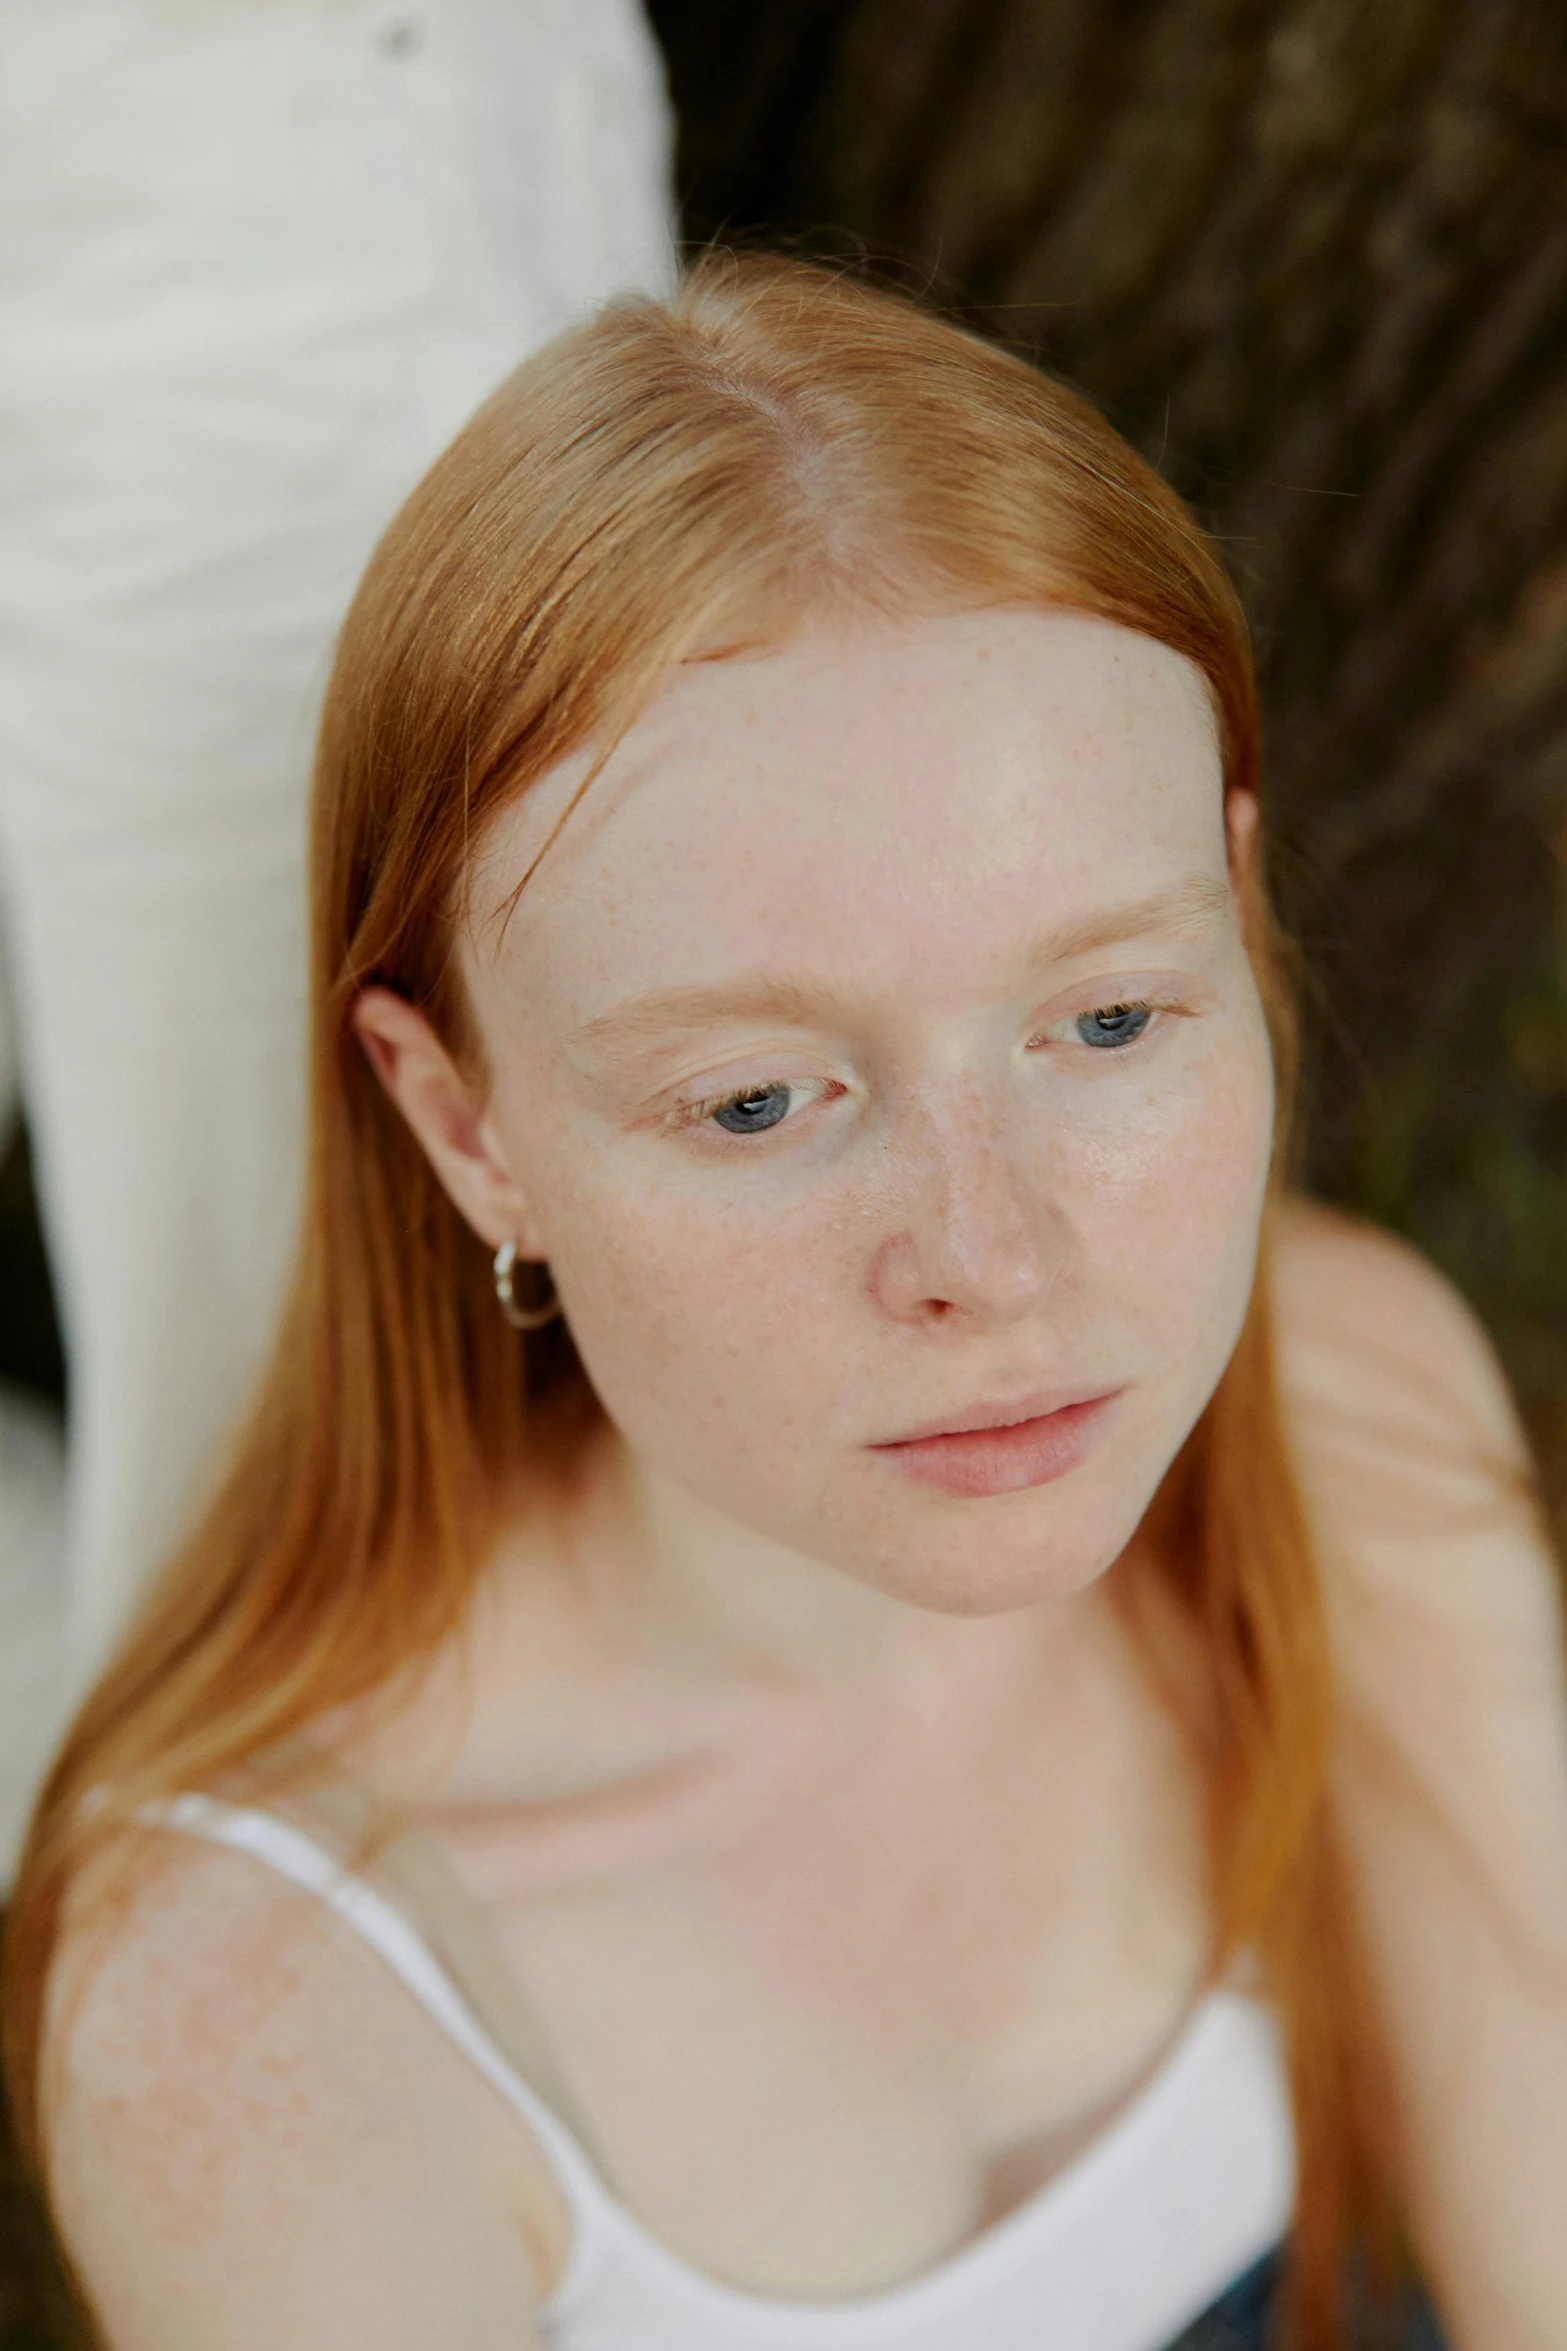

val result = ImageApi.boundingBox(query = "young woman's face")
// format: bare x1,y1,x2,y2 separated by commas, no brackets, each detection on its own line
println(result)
459,607,1275,1614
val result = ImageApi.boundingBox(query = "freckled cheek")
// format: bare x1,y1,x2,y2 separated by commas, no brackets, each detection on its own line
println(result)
541,1173,849,1455
1055,1045,1274,1335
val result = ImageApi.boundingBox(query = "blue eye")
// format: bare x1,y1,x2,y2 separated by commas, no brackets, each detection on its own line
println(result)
1075,1002,1154,1049
710,1084,793,1134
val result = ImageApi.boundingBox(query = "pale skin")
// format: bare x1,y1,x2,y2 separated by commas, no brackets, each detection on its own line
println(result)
48,610,1567,2349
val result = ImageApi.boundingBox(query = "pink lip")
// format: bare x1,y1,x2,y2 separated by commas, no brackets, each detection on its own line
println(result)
868,1389,1121,1499
873,1385,1113,1445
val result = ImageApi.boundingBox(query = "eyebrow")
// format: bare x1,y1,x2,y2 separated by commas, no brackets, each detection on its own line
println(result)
568,875,1234,1066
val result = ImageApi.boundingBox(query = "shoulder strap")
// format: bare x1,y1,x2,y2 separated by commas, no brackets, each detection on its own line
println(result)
142,1791,608,2212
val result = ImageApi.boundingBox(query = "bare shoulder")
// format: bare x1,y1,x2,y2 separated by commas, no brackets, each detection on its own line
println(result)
45,1819,547,2349
50,1821,373,2202
1267,1190,1560,1661
1267,1221,1567,2342
1267,1194,1566,1848
1269,1191,1528,1473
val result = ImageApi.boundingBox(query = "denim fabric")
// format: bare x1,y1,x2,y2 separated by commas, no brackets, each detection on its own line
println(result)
1168,2247,1451,2349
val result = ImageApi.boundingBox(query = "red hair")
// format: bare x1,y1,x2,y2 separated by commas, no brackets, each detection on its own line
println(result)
5,253,1397,2347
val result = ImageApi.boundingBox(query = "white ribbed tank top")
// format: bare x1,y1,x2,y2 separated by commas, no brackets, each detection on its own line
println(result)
152,1792,1295,2351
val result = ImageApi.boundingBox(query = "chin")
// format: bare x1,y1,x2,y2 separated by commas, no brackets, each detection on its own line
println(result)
839,1477,1153,1618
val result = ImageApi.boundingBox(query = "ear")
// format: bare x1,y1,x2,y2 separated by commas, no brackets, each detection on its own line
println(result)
1224,786,1261,887
350,987,545,1257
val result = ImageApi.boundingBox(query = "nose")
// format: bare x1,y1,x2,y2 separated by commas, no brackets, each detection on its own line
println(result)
869,1080,1057,1328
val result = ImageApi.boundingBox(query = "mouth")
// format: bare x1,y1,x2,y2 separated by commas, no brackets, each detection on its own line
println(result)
867,1387,1122,1499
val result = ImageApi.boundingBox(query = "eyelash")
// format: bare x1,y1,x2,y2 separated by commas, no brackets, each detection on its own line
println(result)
666,996,1173,1139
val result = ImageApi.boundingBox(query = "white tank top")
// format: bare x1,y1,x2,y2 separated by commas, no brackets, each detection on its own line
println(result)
153,1792,1295,2351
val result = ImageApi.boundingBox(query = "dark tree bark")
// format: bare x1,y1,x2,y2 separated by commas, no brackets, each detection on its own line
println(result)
649,0,1567,1495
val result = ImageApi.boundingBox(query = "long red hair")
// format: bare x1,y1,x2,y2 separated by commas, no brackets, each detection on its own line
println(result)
5,253,1397,2347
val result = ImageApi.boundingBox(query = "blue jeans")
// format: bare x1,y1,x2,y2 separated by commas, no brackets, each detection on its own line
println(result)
1169,2246,1450,2348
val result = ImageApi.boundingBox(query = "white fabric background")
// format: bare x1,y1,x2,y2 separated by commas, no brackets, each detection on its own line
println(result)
0,0,675,1870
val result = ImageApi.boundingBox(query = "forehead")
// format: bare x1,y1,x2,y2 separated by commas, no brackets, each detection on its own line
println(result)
463,607,1225,1030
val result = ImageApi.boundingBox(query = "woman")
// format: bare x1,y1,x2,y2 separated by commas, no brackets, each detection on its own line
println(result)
6,256,1565,2350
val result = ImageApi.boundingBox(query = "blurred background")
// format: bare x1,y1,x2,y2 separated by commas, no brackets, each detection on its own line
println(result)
3,0,1567,2339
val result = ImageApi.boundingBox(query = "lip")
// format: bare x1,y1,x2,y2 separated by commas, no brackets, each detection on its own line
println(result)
870,1384,1117,1447
867,1388,1122,1500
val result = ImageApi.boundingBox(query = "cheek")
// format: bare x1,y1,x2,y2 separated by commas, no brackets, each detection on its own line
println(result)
1063,1016,1275,1366
532,1163,846,1491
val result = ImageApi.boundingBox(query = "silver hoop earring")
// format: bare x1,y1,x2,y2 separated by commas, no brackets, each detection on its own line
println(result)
493,1241,563,1330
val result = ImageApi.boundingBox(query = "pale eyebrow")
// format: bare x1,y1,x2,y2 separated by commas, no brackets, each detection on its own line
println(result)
568,875,1234,1069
